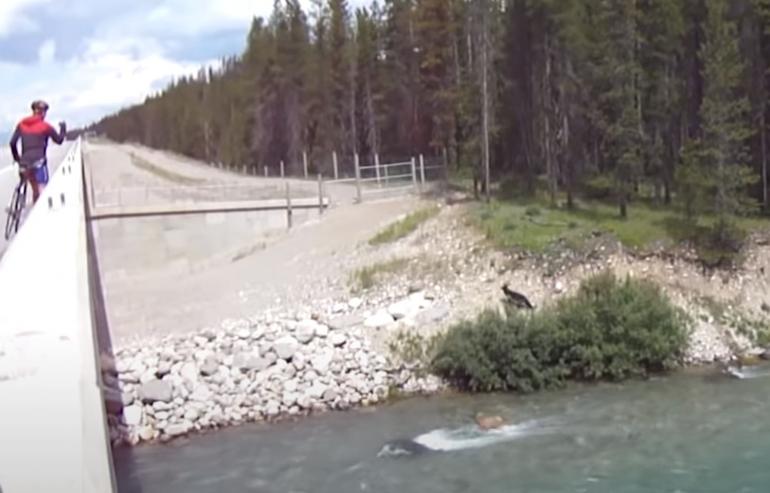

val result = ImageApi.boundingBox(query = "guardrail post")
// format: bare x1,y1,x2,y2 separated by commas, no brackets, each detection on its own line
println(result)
286,182,292,229
375,153,381,186
317,174,324,214
303,151,309,179
280,160,285,178
332,151,339,180
264,166,268,177
419,153,426,191
354,153,362,204
411,157,418,193
242,165,247,174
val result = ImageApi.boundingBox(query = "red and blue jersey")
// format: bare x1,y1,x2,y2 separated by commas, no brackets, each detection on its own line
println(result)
8,114,65,167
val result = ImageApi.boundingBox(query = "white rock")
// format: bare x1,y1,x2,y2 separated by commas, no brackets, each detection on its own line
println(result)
282,392,298,407
388,298,421,320
138,380,173,403
284,379,299,393
330,333,347,347
555,280,565,293
296,320,317,344
193,336,208,347
164,421,192,437
292,352,307,371
180,362,199,383
308,382,327,399
364,310,395,329
274,336,299,360
332,303,347,314
315,324,330,338
123,405,143,427
138,426,155,442
297,394,313,409
139,370,157,384
348,297,363,309
311,351,334,374
184,408,200,422
190,384,212,402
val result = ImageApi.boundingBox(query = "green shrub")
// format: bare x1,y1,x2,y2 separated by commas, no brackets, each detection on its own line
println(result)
582,174,615,200
431,272,690,392
525,206,542,217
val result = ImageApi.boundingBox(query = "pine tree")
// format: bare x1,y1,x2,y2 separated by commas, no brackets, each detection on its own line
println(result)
698,0,757,238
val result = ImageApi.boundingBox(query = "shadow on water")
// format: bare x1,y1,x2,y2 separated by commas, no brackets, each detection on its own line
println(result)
83,165,144,493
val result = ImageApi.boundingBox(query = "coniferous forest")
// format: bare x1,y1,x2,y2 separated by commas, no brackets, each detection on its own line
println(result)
92,0,770,233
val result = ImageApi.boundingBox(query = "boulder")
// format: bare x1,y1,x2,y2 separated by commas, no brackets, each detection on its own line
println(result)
123,405,143,427
330,333,347,347
322,387,339,403
315,324,330,338
164,421,193,438
190,384,212,402
138,380,173,403
308,382,328,399
200,357,219,377
274,336,299,360
416,304,450,324
311,352,334,374
348,297,363,309
184,408,200,422
364,310,395,329
295,320,317,344
388,297,421,320
180,362,199,383
760,349,770,361
328,314,365,331
233,352,271,372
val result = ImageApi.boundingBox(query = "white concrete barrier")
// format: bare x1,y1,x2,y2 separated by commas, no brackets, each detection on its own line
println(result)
0,138,117,493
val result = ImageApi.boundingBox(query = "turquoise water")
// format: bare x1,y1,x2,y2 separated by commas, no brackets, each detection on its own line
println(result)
114,366,770,493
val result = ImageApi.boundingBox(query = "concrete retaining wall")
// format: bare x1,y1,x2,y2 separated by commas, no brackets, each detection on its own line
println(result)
92,202,323,283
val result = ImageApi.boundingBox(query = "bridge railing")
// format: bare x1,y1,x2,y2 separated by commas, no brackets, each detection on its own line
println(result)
0,138,117,493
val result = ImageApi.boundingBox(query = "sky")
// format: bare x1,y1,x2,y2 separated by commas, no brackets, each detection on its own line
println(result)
0,0,368,141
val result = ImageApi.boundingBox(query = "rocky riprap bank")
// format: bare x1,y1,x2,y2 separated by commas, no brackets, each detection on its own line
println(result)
103,292,444,446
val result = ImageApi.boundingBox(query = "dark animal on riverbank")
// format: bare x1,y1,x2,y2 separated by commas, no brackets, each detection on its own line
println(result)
502,284,534,309
377,439,432,458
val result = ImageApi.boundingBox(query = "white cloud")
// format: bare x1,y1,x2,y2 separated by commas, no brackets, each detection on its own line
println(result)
0,0,373,134
0,0,52,37
37,39,55,65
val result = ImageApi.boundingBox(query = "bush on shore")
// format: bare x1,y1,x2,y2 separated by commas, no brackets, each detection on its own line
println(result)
431,272,690,392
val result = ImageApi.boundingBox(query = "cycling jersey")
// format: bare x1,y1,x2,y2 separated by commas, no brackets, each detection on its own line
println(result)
8,114,65,168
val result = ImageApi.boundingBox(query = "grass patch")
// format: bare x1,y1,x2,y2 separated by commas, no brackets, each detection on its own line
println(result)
471,195,769,258
350,257,410,291
129,152,204,185
431,272,691,393
369,206,440,246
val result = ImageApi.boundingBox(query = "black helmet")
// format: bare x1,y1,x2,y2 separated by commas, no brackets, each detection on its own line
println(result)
31,100,49,112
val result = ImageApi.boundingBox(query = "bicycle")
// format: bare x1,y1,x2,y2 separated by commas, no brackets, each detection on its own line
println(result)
4,165,29,241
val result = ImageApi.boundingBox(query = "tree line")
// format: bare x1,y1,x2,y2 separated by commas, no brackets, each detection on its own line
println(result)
91,0,770,230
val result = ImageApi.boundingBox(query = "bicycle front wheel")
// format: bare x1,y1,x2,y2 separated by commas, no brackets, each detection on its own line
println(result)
4,181,27,241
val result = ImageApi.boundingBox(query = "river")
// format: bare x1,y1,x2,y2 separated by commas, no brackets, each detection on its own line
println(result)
114,365,770,493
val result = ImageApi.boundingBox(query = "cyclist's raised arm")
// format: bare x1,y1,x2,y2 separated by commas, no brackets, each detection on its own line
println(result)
48,121,66,145
9,125,20,162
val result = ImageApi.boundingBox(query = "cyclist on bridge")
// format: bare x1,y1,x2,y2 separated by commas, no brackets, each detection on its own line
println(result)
8,100,67,204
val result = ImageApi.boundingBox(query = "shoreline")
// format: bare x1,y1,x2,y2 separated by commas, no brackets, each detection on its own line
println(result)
102,203,770,447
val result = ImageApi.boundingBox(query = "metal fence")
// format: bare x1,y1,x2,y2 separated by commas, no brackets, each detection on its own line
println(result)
325,153,447,203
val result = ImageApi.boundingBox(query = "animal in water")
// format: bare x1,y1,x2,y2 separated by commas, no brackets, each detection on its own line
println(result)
475,414,505,430
378,439,432,458
501,283,534,310
717,360,745,379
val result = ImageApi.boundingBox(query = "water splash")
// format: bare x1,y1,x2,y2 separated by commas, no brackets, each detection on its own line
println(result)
411,419,545,452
